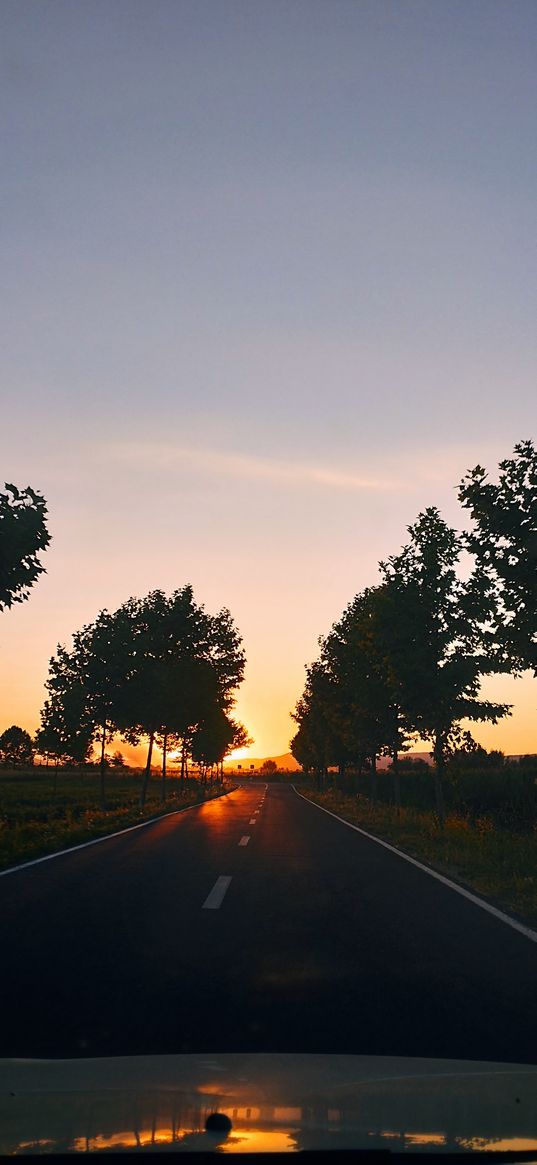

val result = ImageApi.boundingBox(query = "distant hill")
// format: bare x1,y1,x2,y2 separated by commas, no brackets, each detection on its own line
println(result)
225,751,433,772
377,751,432,768
224,752,301,772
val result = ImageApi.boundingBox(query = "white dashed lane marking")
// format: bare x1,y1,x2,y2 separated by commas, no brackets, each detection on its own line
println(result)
202,876,232,910
239,836,250,846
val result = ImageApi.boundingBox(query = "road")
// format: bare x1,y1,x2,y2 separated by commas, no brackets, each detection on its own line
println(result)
1,783,536,1063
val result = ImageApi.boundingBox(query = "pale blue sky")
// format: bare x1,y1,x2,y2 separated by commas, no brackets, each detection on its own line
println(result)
2,0,536,754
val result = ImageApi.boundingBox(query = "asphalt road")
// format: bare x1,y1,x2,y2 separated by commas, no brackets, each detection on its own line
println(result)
1,783,536,1063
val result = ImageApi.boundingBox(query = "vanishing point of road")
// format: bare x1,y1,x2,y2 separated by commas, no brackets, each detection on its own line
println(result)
1,783,536,1063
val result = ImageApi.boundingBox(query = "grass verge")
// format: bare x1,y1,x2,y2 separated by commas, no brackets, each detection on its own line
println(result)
0,771,232,872
298,788,537,929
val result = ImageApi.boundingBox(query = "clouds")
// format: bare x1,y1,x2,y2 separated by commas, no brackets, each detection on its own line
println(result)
106,443,401,494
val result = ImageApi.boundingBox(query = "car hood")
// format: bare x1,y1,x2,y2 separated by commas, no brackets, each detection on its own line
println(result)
1,1052,537,1154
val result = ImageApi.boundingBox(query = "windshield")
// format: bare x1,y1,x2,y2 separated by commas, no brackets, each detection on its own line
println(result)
1,0,537,1156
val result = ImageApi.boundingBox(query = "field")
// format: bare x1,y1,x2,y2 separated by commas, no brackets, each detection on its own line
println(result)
0,769,230,871
299,787,537,928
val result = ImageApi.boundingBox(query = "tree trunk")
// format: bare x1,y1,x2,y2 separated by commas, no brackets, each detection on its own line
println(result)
180,740,186,786
140,731,154,808
370,753,378,805
433,730,446,827
161,731,167,803
392,747,401,814
99,720,107,809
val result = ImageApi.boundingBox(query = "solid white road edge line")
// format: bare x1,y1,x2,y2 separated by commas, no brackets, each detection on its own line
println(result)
239,836,250,846
0,787,235,879
202,876,232,910
293,786,537,945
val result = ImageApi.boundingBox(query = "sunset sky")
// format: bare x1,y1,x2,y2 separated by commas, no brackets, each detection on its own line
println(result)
2,0,536,760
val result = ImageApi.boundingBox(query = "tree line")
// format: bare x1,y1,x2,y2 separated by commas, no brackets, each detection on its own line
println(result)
35,586,249,807
0,485,250,805
290,441,537,825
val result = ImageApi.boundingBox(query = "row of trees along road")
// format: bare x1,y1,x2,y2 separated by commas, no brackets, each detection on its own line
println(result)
36,586,249,808
291,441,537,826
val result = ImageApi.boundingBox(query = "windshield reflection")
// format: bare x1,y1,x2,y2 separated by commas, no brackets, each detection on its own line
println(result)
3,1053,537,1156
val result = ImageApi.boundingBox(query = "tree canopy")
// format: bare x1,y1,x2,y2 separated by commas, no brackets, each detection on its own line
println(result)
292,507,510,824
0,725,35,768
0,484,51,611
459,440,537,677
38,585,248,805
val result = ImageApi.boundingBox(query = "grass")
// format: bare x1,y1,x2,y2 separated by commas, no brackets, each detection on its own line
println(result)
0,769,231,871
298,788,537,928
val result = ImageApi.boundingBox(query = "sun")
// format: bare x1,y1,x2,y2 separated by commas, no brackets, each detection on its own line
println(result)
227,747,251,762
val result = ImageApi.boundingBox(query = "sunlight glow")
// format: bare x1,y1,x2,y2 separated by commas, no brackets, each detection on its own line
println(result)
228,747,251,762
219,1128,298,1153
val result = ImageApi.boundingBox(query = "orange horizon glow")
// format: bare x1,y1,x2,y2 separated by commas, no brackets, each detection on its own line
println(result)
1,579,536,764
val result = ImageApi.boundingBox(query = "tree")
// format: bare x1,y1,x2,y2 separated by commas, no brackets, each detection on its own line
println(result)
291,661,345,786
319,587,414,801
291,588,414,800
0,725,34,768
112,588,245,805
41,621,120,801
358,583,416,808
380,508,509,824
57,605,138,804
36,684,94,769
191,713,252,781
260,759,278,774
459,440,537,676
38,585,248,809
0,484,51,610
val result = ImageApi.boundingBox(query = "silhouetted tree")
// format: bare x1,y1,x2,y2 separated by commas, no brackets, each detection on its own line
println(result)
0,725,34,768
39,585,247,809
72,604,138,804
320,587,414,801
292,587,414,800
291,661,345,786
36,683,94,768
42,614,126,803
0,483,51,611
459,440,537,677
191,714,252,782
114,589,245,805
380,508,509,824
228,721,252,764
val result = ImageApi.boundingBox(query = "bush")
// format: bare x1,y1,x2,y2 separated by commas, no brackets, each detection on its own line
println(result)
451,764,537,831
306,756,537,831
